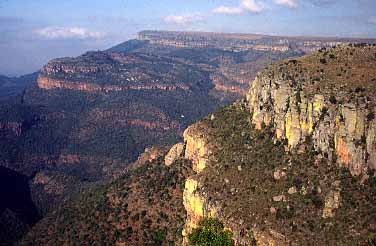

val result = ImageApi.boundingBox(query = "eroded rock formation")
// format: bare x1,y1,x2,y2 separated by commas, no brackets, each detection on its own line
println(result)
180,45,376,245
247,45,376,176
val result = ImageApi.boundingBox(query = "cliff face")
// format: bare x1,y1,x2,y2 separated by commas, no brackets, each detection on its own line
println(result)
180,45,376,245
18,45,376,246
181,105,291,245
247,45,376,176
37,51,193,93
181,126,219,243
37,75,190,92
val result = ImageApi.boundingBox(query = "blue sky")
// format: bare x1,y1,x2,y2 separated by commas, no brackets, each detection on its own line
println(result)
0,0,376,76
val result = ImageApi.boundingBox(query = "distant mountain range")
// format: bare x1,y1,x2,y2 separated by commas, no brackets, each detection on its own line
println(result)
138,30,376,53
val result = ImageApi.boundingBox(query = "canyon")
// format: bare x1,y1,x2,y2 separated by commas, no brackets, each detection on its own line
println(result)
19,44,376,245
1,31,376,245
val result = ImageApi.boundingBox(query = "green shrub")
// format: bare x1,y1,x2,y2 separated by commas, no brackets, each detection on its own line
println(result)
188,218,234,246
153,229,166,246
329,95,337,104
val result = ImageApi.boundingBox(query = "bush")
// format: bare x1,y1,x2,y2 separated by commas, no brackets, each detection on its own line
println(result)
153,229,166,246
329,95,337,104
367,112,375,122
188,218,234,246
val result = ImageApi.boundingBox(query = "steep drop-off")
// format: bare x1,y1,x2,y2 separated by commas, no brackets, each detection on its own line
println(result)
181,44,376,245
1,33,304,235
21,45,376,245
248,44,376,176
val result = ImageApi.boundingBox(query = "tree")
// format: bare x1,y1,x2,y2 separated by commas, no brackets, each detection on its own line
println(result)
188,218,234,246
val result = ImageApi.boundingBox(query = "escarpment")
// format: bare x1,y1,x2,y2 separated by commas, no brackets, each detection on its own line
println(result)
20,43,376,246
248,44,376,176
37,74,190,92
37,51,195,93
139,30,376,53
7,40,376,245
180,45,376,245
2,40,237,244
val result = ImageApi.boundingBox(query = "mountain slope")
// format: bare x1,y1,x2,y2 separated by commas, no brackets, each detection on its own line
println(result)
21,45,376,245
0,166,40,245
20,148,193,245
1,38,236,244
0,32,302,226
181,44,376,245
0,73,38,101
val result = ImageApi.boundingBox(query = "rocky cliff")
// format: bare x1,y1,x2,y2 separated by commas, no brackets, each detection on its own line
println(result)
37,51,194,93
247,44,376,176
20,44,376,246
180,45,376,245
7,39,376,245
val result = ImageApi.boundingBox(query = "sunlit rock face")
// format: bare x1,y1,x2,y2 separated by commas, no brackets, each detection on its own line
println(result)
179,46,376,245
247,45,376,176
164,142,185,166
183,125,213,173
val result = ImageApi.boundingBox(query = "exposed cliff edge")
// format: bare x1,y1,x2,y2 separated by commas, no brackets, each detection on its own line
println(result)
37,74,189,92
36,51,193,93
16,45,376,246
248,44,376,176
181,45,376,245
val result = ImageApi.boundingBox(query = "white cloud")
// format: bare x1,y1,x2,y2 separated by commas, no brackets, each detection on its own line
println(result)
213,0,266,15
35,27,104,40
162,13,204,25
212,6,244,15
274,0,297,8
240,0,266,13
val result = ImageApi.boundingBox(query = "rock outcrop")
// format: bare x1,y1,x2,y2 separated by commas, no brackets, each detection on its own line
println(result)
37,74,189,92
247,45,376,176
165,143,185,166
180,45,376,245
322,181,341,218
183,124,213,173
181,125,219,244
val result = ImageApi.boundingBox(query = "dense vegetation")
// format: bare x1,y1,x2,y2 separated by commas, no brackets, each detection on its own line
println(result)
20,155,194,245
190,103,376,244
188,218,234,246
